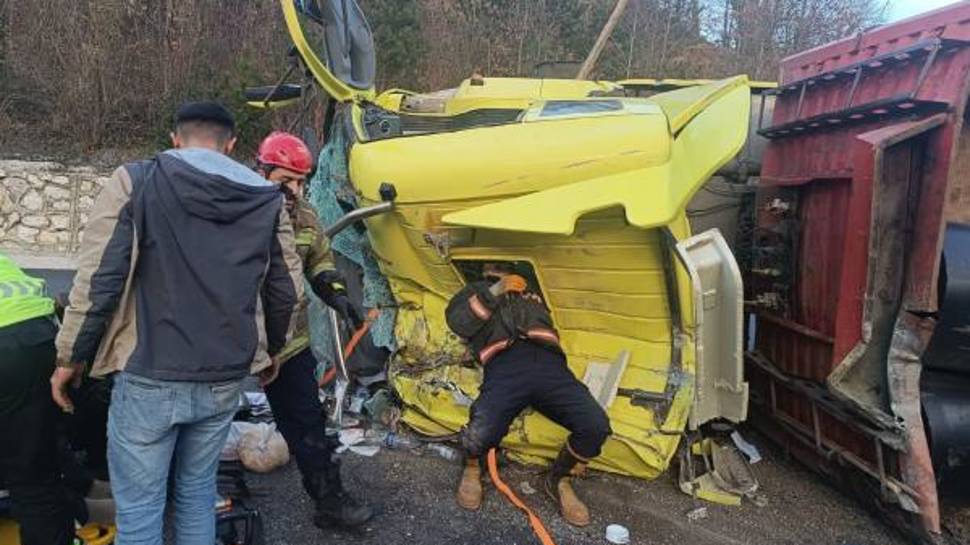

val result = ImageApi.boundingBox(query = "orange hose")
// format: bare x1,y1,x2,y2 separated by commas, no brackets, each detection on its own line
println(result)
319,366,337,387
486,448,558,545
318,309,380,386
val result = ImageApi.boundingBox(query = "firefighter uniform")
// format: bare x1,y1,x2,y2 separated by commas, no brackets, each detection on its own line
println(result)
261,198,371,528
446,278,610,525
0,254,74,545
272,199,345,364
445,280,611,461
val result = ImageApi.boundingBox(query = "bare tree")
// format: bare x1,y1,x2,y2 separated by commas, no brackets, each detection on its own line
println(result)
0,0,889,152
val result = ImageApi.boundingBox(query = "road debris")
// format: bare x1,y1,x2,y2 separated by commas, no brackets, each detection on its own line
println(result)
605,523,630,544
686,506,708,521
237,423,289,473
730,431,762,464
679,437,759,506
365,388,401,430
349,445,381,457
749,493,769,508
426,444,461,463
384,432,419,450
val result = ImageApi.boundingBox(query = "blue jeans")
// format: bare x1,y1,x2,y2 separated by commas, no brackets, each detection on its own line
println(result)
107,372,242,545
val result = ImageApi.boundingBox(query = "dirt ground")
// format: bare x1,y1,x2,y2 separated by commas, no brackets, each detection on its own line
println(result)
241,429,911,545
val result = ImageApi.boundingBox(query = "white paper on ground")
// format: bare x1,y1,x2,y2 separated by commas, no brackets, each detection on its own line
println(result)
349,445,380,457
730,431,762,464
339,427,366,446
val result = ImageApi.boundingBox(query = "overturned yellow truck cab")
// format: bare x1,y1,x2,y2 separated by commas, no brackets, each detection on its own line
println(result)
261,0,751,480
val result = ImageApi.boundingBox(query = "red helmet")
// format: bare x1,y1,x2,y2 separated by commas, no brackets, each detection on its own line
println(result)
256,131,313,175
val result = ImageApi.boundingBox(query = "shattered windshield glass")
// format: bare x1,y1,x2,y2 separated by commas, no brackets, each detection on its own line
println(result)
539,100,624,118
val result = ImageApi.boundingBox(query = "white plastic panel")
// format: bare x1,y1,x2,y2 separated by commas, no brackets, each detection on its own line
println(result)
676,228,748,427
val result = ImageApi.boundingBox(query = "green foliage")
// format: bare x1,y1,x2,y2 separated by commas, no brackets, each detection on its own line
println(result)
0,0,887,153
361,0,426,90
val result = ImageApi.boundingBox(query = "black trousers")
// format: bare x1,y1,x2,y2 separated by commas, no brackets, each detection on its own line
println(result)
0,317,75,545
264,348,335,481
461,342,611,460
64,375,111,480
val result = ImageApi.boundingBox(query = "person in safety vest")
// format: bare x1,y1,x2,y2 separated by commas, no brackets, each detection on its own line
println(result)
254,131,374,529
445,262,612,527
0,253,75,545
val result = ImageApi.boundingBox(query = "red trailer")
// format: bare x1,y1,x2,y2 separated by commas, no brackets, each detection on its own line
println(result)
749,3,970,542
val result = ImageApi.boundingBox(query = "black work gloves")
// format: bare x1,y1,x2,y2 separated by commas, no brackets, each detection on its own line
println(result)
310,271,365,330
331,292,364,330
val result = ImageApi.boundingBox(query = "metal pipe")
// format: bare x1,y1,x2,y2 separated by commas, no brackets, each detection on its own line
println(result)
327,307,349,430
323,201,394,238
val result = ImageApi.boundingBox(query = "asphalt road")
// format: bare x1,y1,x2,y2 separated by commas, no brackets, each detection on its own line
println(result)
240,429,911,545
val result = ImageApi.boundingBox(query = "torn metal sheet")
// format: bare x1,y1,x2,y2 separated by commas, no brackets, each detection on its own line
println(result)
678,438,758,506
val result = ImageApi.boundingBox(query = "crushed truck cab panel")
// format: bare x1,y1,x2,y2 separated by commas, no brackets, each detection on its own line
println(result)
440,79,751,234
274,0,752,480
385,211,696,478
344,78,750,478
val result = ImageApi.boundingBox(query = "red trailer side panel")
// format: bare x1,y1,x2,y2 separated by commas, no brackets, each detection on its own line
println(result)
750,3,970,540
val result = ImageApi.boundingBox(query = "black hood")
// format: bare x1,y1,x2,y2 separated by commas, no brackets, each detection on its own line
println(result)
120,148,296,382
154,148,281,223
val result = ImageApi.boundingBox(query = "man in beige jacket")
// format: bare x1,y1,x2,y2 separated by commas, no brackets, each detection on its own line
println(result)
51,102,303,545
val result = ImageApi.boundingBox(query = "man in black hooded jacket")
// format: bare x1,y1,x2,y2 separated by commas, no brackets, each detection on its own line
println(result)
51,102,303,545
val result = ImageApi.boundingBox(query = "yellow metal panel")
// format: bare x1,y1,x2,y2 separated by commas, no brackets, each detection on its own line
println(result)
245,98,300,110
374,90,406,111
349,110,671,203
649,77,747,134
619,78,776,91
451,77,621,101
440,77,750,234
386,206,698,478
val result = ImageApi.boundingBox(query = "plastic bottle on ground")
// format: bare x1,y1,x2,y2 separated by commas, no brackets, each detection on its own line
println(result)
426,443,461,462
384,432,419,450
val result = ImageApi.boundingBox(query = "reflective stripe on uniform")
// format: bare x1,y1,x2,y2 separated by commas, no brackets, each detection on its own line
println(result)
468,294,492,320
0,278,45,298
479,339,511,364
525,327,559,345
277,331,312,364
295,229,317,246
0,254,54,328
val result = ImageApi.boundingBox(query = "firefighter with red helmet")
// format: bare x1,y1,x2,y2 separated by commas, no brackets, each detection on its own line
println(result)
255,131,373,528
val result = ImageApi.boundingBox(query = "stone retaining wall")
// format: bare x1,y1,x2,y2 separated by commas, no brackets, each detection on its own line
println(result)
0,160,110,259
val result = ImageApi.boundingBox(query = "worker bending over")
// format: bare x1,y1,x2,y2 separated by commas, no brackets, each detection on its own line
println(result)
445,262,611,526
255,132,373,529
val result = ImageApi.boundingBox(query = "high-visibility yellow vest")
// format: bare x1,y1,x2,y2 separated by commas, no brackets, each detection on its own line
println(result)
0,253,55,329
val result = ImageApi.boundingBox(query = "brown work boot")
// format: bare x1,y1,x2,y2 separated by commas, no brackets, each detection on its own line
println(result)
544,447,592,527
551,475,590,526
456,457,483,510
